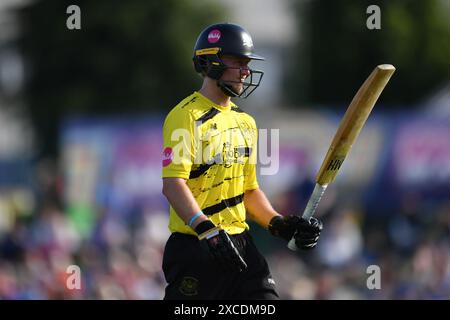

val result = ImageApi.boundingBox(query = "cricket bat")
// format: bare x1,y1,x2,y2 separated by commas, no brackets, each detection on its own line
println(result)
288,64,396,251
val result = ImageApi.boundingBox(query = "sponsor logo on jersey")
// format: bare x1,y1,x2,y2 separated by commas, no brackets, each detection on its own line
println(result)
162,147,173,167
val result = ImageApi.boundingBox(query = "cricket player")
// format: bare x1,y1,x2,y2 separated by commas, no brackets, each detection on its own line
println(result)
161,23,323,300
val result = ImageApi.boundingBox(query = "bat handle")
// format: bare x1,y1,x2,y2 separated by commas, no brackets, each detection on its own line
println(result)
287,183,328,251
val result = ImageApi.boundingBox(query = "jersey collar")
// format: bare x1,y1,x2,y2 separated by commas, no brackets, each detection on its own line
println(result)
195,91,236,113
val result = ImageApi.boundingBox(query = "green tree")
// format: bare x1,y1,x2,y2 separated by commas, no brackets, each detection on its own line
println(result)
17,0,225,157
286,0,450,108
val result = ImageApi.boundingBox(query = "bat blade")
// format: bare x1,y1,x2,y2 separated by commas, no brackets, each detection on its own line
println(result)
287,64,395,251
316,64,396,185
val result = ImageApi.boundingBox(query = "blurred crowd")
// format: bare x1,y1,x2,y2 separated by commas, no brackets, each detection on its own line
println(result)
1,164,450,300
268,180,450,299
0,196,169,299
0,160,168,299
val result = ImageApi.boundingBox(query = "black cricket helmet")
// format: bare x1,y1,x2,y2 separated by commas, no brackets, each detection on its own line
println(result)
193,23,265,98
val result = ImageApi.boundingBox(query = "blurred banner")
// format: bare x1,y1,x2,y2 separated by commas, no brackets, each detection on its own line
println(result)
61,112,450,224
391,116,450,196
61,116,165,236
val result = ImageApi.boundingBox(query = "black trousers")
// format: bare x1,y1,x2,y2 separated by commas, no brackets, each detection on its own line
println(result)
162,231,279,300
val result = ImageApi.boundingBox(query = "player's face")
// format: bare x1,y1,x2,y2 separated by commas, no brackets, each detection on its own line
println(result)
220,55,251,94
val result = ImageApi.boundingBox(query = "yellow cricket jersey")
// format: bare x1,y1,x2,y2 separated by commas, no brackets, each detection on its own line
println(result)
162,91,259,235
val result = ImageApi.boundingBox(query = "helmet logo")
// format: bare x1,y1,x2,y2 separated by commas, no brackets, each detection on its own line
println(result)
242,33,253,47
207,29,221,43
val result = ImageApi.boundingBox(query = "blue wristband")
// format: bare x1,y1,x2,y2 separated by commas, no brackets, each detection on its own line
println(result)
188,211,204,228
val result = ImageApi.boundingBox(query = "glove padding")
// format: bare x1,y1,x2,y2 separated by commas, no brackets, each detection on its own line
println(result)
195,220,247,272
268,215,323,250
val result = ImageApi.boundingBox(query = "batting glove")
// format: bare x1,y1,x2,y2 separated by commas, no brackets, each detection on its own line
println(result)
195,220,247,272
268,215,323,250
